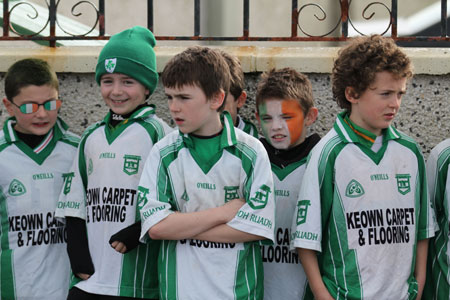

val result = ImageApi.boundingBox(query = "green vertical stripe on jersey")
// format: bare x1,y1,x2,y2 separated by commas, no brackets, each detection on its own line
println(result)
226,142,258,202
157,141,183,211
158,240,177,300
138,118,166,145
78,122,102,188
429,146,450,299
119,242,159,298
327,188,363,299
0,189,16,299
395,137,430,240
234,243,263,300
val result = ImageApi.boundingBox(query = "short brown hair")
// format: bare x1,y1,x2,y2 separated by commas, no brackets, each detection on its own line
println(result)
256,68,314,114
161,46,231,111
332,35,412,111
5,58,59,101
220,50,244,100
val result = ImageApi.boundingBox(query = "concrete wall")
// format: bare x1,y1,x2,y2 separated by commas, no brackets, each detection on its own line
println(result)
0,46,449,158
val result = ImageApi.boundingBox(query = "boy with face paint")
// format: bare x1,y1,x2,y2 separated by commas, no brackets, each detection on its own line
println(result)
255,68,319,300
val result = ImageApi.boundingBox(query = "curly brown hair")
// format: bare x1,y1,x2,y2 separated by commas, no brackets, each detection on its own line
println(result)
332,35,412,111
256,68,314,114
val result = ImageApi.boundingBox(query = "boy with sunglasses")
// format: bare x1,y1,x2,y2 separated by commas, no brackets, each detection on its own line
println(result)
0,58,79,299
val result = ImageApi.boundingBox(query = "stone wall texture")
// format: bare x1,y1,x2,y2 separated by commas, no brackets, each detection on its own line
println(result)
0,72,448,158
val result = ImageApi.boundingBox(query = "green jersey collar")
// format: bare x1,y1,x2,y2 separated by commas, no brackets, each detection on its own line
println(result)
3,116,68,145
102,104,156,126
3,117,69,164
181,111,237,150
334,111,400,147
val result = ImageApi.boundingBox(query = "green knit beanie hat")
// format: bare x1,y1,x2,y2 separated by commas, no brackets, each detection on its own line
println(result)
95,26,158,94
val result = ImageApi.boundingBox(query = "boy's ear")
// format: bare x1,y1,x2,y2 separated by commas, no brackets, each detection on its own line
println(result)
345,87,359,104
236,91,247,109
210,90,225,110
3,98,15,117
305,107,318,126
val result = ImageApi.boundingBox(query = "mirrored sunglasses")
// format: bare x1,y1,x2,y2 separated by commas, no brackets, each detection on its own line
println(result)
11,99,62,114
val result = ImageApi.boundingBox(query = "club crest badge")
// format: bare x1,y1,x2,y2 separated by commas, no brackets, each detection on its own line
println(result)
345,179,365,198
296,200,311,225
224,186,239,203
9,179,26,196
62,172,75,195
249,184,271,209
123,155,141,175
396,174,411,195
105,58,117,73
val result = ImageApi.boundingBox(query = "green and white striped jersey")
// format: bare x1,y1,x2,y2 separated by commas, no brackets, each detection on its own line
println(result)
138,113,275,300
236,115,259,138
56,106,172,298
0,117,79,300
262,160,308,300
425,138,450,299
291,112,435,300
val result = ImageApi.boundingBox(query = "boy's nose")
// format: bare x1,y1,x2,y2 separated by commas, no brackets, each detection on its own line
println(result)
34,104,48,117
389,95,401,109
112,82,123,95
272,118,283,129
168,100,180,112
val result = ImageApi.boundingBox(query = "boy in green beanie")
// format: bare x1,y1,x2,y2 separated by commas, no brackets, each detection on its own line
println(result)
56,26,172,300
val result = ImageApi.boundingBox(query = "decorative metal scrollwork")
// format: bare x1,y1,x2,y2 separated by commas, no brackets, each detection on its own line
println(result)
348,1,392,36
297,0,392,37
8,2,48,37
56,0,99,36
297,2,342,37
7,0,100,37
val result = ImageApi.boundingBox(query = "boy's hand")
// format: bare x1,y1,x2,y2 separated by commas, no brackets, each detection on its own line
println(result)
108,221,141,253
76,273,91,281
221,198,246,222
110,241,127,254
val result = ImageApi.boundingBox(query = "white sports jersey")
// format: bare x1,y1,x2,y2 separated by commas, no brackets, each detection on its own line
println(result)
236,115,259,138
0,117,79,300
262,160,308,300
56,106,172,298
425,138,450,299
139,113,275,300
291,112,435,300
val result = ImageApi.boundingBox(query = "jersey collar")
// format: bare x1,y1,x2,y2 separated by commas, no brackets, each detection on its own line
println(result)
3,116,68,145
102,105,156,144
3,117,69,165
103,104,156,126
181,111,237,150
334,111,400,148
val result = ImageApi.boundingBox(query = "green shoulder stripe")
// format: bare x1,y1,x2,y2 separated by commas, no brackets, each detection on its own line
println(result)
60,132,80,148
78,122,103,188
0,188,16,299
157,138,185,211
0,136,11,153
138,117,166,145
433,146,450,220
225,141,258,201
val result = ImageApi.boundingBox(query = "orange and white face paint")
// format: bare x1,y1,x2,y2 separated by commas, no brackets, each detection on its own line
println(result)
258,99,306,150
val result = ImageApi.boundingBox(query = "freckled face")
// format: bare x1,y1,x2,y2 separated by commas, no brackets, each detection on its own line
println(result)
258,99,306,150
